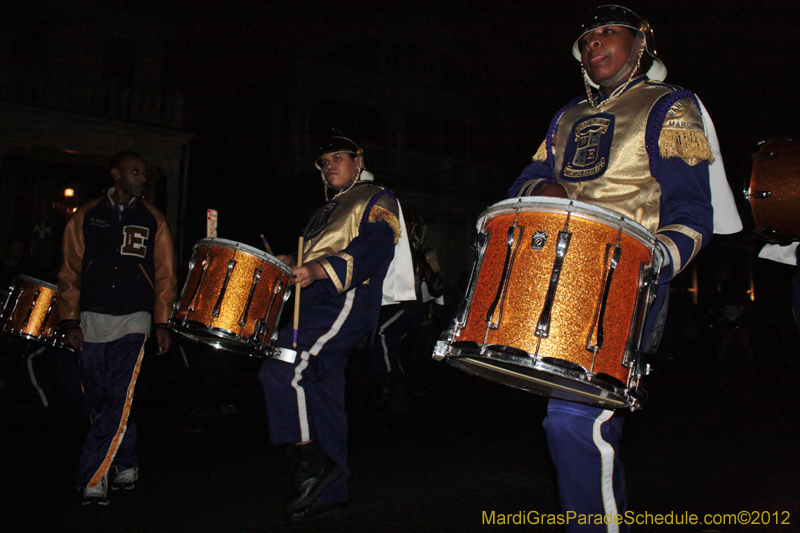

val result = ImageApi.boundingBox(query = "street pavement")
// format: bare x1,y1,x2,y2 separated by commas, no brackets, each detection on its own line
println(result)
1,324,798,533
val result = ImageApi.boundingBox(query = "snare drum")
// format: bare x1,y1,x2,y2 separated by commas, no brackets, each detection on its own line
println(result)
433,197,661,410
170,238,293,357
1,275,64,348
746,139,800,242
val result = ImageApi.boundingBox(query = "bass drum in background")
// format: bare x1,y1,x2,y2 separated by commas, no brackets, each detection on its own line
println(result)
745,138,800,243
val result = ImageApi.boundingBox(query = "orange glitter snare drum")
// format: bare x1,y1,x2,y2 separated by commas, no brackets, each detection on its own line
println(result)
433,197,662,409
745,139,800,242
170,238,293,357
1,275,65,348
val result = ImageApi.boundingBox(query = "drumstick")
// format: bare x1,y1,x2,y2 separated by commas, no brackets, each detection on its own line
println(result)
634,207,644,224
260,234,273,255
293,236,303,348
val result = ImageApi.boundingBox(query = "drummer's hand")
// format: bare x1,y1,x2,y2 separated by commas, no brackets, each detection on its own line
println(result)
277,254,295,267
64,328,84,352
535,182,569,198
292,263,328,288
155,327,172,355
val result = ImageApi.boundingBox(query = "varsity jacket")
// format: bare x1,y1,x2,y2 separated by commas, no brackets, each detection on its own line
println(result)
58,189,177,327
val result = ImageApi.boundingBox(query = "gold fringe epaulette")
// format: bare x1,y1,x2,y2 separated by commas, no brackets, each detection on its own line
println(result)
659,129,714,166
659,97,714,166
532,140,548,162
368,197,402,244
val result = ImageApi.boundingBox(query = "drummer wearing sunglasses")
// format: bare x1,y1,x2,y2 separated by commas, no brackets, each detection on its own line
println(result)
506,5,740,532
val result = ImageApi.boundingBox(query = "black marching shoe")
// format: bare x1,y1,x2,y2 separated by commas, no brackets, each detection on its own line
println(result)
284,440,343,513
288,500,349,523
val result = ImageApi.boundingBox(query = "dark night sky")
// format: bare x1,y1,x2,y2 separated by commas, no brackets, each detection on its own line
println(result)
10,0,797,249
150,0,798,247
167,0,799,150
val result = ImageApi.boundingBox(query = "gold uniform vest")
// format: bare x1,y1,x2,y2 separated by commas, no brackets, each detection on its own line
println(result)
547,81,706,234
302,182,400,293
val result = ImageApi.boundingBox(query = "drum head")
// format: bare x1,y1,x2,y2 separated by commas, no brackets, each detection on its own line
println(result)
478,196,655,247
14,275,58,291
194,238,292,276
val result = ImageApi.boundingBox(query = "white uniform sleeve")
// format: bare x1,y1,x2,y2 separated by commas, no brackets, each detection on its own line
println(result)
697,97,743,235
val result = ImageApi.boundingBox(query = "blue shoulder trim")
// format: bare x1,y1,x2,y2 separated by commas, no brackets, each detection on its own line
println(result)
545,97,582,179
646,87,700,182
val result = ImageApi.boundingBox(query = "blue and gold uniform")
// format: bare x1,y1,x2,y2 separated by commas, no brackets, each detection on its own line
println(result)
510,76,714,285
505,6,740,531
259,177,402,510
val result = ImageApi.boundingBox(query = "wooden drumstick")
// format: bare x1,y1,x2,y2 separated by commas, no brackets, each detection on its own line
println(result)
260,234,273,255
292,236,303,348
634,207,644,224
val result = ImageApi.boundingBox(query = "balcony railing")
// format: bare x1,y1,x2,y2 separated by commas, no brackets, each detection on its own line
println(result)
0,71,183,128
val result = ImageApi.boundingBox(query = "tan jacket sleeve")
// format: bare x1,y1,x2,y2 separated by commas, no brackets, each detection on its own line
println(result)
57,201,93,321
149,205,178,325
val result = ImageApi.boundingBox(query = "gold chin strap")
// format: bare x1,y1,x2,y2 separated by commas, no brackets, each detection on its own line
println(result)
323,165,363,202
583,37,646,111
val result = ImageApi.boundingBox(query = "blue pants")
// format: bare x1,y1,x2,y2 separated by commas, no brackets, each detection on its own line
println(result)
543,399,628,533
75,333,146,491
259,287,372,504
260,350,349,503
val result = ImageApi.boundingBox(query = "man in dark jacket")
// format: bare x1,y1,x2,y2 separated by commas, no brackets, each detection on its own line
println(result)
58,151,177,506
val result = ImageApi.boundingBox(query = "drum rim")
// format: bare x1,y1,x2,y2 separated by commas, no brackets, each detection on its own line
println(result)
13,274,58,291
7,329,66,349
480,197,654,244
169,319,273,357
449,355,630,408
194,238,292,276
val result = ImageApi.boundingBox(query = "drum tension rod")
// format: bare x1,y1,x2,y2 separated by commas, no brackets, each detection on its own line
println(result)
485,209,523,334
455,231,490,329
41,296,57,336
257,277,284,345
587,227,623,373
187,249,212,314
4,290,25,331
212,255,238,318
239,266,262,328
535,212,572,340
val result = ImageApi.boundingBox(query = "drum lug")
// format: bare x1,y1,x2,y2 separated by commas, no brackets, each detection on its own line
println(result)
187,252,211,314
212,258,238,318
625,385,648,411
431,340,448,361
239,266,263,328
535,227,572,339
747,190,771,200
432,326,457,361
456,231,490,327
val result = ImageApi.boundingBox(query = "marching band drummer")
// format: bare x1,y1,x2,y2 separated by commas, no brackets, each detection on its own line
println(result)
58,151,178,506
258,135,414,523
507,5,741,531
